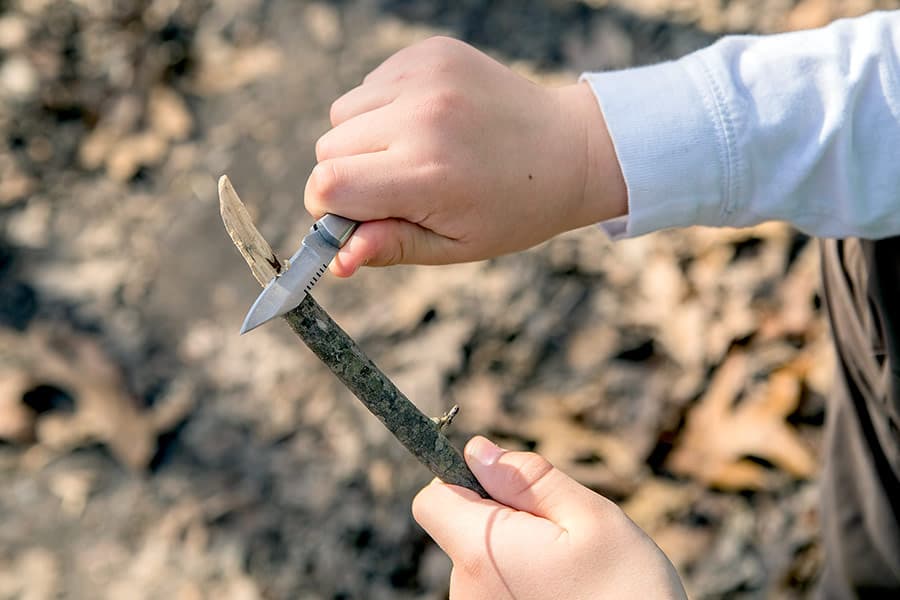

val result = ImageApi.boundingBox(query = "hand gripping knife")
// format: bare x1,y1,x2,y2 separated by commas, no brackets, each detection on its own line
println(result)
240,214,358,334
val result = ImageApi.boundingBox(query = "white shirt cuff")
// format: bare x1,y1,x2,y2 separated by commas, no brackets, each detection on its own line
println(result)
581,53,735,238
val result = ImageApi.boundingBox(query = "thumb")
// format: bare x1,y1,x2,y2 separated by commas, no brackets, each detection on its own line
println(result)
464,436,610,529
330,218,457,277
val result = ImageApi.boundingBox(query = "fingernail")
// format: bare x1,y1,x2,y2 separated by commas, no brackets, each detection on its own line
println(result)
466,437,504,467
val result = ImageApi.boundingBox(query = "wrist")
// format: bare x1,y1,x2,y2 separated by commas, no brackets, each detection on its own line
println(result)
553,82,627,230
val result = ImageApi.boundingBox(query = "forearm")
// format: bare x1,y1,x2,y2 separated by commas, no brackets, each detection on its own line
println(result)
583,11,900,240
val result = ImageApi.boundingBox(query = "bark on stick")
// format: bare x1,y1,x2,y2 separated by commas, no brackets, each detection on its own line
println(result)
218,175,489,499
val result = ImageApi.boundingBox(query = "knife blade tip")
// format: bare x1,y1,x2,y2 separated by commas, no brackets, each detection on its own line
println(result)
239,309,271,335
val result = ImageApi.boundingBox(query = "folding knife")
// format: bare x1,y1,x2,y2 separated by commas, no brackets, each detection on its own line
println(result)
240,214,358,334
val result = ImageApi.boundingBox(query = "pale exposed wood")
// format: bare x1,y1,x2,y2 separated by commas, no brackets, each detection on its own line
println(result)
218,175,283,286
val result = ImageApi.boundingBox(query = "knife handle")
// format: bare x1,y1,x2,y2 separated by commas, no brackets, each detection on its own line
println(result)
315,214,358,248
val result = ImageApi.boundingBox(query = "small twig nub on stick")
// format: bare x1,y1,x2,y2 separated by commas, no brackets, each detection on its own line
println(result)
218,175,489,499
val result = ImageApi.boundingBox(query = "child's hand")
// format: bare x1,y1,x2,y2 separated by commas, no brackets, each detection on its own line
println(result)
306,37,626,276
413,437,686,600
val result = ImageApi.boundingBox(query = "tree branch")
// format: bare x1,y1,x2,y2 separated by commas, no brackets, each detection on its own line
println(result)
219,176,489,499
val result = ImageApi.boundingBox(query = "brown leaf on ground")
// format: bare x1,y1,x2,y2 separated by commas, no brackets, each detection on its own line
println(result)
0,326,193,469
0,547,59,600
785,0,834,30
148,86,193,142
622,478,712,571
105,131,168,182
193,43,284,95
498,391,649,497
759,241,821,340
622,478,700,532
654,523,716,572
667,351,817,490
77,95,143,170
0,368,35,442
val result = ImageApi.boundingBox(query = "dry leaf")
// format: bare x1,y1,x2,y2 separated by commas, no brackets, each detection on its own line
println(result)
106,131,167,181
304,3,342,49
0,547,59,600
0,326,193,469
149,86,193,141
78,95,144,170
565,321,620,374
759,241,820,339
194,43,283,94
498,392,648,497
667,351,817,490
48,469,96,516
0,369,35,442
0,169,35,205
78,126,118,170
654,524,715,572
0,15,28,50
622,478,700,533
785,0,833,30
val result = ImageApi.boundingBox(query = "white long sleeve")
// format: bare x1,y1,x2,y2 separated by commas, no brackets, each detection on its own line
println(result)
581,11,900,240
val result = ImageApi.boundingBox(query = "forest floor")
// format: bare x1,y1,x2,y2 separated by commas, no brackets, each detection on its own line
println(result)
1,0,896,598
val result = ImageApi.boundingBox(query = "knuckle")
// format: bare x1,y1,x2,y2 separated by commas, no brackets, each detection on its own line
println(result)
309,161,339,201
412,88,463,127
303,192,316,215
582,494,630,539
419,37,468,74
391,234,408,266
328,99,343,126
504,452,554,497
432,88,463,113
303,173,321,215
419,35,460,54
385,37,464,85
314,134,331,161
369,47,415,83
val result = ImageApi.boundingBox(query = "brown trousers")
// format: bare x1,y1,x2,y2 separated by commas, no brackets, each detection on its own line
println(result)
818,237,900,598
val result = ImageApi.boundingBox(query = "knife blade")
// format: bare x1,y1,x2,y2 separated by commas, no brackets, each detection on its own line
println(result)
240,214,358,334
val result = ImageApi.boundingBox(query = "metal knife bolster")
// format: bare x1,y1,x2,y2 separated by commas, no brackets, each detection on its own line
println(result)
286,214,358,272
314,214,358,249
281,213,358,294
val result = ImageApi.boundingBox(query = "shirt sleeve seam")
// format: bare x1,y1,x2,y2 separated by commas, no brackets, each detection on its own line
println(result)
694,53,742,226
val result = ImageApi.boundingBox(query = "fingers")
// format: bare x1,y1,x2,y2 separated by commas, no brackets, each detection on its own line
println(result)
412,479,499,558
463,436,613,530
306,151,454,230
331,36,467,127
316,104,394,162
412,436,612,565
304,152,414,221
329,219,460,277
412,479,562,562
329,37,440,127
329,82,396,127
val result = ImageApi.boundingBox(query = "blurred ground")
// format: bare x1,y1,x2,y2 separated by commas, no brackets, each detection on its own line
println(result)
1,0,897,598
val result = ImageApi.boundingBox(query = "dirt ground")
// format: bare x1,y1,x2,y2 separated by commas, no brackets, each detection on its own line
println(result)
1,0,897,598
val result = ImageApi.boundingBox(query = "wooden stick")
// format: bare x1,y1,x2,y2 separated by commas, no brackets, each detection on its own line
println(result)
219,176,489,499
